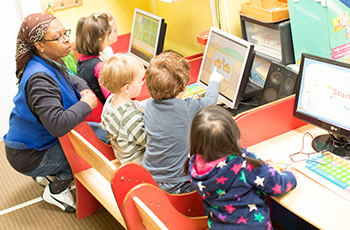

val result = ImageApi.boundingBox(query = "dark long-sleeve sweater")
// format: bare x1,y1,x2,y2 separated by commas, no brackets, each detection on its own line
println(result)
5,59,91,173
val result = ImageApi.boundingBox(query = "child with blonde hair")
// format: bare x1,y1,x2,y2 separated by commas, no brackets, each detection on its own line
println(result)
142,51,224,194
186,105,297,229
99,53,146,164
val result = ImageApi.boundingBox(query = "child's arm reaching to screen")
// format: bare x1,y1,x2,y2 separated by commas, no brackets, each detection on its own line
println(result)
209,66,224,83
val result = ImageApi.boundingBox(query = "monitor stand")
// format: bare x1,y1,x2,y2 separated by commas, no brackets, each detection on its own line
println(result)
242,81,263,101
222,98,259,117
312,134,350,157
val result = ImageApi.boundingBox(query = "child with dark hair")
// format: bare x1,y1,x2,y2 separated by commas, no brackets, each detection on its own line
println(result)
142,51,224,194
185,105,297,229
76,13,112,105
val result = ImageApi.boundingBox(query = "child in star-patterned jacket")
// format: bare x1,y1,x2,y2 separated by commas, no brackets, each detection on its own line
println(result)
185,105,297,230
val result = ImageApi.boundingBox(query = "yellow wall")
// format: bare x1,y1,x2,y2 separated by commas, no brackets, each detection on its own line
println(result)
40,0,246,57
152,0,245,56
41,0,151,41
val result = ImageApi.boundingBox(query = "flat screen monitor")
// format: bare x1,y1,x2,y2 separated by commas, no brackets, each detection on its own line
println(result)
294,53,350,156
197,27,255,109
128,8,167,67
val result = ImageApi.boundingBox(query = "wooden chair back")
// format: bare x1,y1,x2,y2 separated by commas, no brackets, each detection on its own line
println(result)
60,121,204,225
60,121,116,175
67,129,120,182
111,163,205,230
123,183,208,230
59,121,116,219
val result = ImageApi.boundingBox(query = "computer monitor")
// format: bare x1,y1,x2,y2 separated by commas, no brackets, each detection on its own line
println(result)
294,53,350,156
197,27,255,109
128,8,167,67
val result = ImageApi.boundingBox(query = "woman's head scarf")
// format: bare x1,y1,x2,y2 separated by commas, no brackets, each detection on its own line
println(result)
16,12,56,82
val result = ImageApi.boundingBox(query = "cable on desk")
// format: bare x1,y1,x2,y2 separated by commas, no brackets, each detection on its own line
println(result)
289,132,350,164
289,132,329,164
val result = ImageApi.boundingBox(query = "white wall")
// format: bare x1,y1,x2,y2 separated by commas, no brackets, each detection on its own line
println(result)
0,0,41,138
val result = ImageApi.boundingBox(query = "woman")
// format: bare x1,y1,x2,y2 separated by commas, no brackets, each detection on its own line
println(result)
3,13,106,213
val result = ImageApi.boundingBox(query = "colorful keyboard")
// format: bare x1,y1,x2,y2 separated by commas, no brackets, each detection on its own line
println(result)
182,83,205,99
305,151,350,193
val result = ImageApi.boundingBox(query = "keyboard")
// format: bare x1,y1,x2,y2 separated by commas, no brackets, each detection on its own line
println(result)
304,151,350,193
182,83,205,99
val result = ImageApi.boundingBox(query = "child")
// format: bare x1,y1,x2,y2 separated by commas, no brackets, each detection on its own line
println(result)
75,13,112,105
99,12,118,62
186,105,297,229
142,51,224,194
99,53,146,164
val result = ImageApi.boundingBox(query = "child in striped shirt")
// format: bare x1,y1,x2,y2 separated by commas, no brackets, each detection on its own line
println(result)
99,53,146,164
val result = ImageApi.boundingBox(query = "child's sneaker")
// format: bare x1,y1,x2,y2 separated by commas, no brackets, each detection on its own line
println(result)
32,176,56,187
41,185,76,213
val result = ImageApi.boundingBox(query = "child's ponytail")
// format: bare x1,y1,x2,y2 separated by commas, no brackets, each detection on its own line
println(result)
183,157,190,175
241,152,263,168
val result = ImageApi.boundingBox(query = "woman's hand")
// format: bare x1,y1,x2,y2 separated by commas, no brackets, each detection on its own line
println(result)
80,89,93,96
80,90,97,110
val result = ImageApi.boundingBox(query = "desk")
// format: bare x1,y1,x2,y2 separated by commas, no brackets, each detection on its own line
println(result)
248,124,350,230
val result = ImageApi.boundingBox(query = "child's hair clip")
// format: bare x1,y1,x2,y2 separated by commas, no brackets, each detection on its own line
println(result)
93,15,98,20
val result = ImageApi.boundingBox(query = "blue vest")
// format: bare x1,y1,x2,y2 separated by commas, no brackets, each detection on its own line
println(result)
4,55,80,150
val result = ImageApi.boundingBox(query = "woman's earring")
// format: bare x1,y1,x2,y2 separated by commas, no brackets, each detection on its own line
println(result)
41,50,44,53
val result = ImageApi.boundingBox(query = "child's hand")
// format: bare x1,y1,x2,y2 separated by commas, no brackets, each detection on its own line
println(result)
209,66,224,83
266,159,294,174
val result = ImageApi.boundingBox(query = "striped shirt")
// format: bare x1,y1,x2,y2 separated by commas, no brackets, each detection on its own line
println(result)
100,95,146,164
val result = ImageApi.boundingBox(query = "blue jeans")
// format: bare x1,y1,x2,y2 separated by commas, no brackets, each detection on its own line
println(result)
157,181,195,194
23,122,108,180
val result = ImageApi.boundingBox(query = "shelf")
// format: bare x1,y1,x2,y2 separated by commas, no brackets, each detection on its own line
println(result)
241,2,289,22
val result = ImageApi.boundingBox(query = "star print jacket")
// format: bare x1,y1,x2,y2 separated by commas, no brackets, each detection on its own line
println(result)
188,148,297,230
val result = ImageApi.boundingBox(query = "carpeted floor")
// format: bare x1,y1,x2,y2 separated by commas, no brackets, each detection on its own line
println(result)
0,140,125,230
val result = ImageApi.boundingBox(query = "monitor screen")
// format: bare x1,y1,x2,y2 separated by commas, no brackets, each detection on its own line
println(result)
294,53,350,156
197,27,255,109
128,8,166,67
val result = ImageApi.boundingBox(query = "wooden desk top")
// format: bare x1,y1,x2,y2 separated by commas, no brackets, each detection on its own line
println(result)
248,124,350,230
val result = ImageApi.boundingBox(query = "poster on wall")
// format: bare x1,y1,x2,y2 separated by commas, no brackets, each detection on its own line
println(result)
288,0,350,64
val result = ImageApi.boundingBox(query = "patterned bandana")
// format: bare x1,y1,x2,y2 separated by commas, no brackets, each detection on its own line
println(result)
15,12,56,80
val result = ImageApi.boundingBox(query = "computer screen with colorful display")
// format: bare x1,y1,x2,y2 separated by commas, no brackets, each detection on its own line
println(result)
294,53,350,156
128,8,167,67
197,27,255,109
